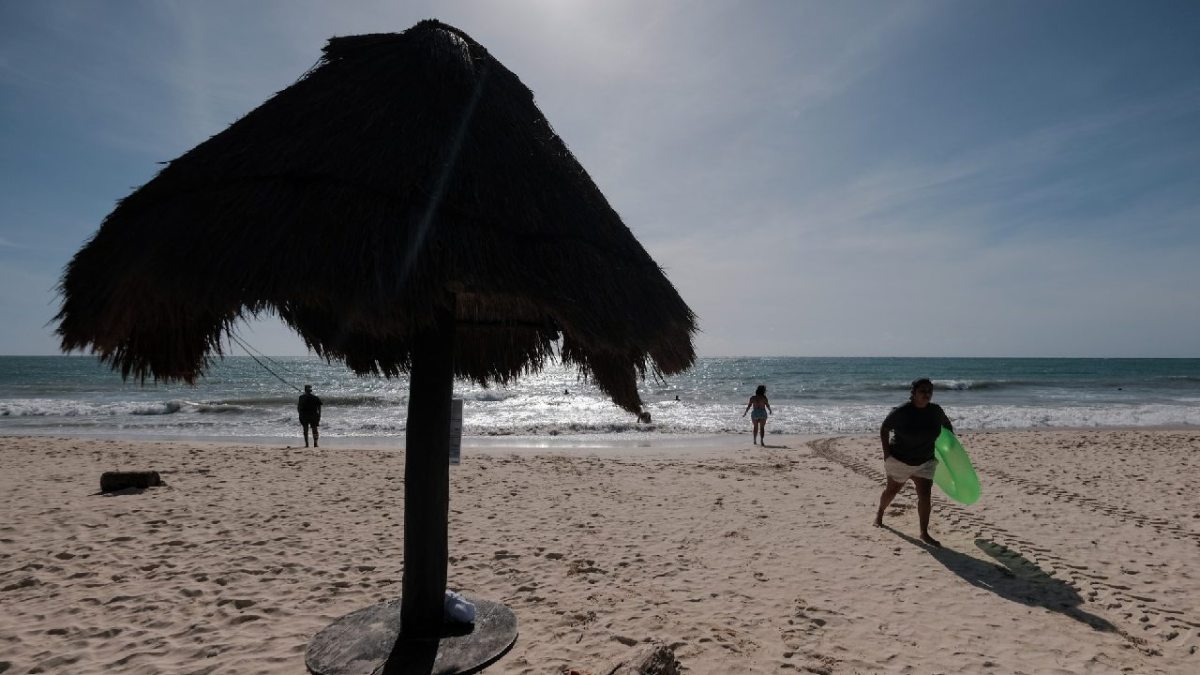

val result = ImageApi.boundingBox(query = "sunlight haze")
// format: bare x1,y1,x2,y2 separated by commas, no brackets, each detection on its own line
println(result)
2,0,1198,358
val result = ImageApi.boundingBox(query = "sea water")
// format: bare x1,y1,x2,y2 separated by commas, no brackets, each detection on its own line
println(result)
0,356,1197,441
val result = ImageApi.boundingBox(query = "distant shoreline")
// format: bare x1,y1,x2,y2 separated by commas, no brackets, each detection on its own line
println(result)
1,423,1195,453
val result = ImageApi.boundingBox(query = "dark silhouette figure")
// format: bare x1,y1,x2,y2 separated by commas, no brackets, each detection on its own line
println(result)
875,378,954,547
298,384,323,447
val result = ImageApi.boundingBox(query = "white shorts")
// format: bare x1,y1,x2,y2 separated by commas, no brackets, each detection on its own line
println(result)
885,456,937,482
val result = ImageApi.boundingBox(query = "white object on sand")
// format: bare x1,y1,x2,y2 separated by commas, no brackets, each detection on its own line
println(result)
444,589,476,624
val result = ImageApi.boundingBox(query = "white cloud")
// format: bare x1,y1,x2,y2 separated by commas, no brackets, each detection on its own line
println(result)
3,1,1198,357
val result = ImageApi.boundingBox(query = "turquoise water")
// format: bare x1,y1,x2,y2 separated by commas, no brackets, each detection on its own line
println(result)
0,356,1197,440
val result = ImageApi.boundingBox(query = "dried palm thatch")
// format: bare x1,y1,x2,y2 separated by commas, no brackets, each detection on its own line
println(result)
56,20,696,414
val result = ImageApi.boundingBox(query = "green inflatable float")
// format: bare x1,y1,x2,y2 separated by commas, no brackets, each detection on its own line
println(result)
932,427,981,505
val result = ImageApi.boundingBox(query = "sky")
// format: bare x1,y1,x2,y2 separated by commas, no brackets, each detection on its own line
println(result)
1,0,1198,358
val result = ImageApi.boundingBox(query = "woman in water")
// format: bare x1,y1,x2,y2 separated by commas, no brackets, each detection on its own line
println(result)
875,378,954,547
741,384,772,445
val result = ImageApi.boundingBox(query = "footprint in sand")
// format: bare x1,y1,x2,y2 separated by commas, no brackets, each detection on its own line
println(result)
781,597,843,648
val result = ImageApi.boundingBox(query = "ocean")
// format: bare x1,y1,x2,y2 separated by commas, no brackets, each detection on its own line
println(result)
0,356,1197,443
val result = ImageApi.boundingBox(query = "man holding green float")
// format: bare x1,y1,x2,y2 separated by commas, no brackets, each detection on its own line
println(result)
875,378,954,547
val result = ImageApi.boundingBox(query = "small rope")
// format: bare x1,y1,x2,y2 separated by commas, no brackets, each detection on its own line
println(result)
232,330,305,379
228,331,303,393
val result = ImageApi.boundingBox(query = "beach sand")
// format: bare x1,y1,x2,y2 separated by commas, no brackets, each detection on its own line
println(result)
1,429,1198,674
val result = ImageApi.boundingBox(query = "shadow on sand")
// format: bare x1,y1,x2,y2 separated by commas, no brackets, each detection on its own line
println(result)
97,487,153,497
883,526,1115,632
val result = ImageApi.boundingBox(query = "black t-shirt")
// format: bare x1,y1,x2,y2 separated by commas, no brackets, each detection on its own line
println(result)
297,393,322,423
882,402,953,466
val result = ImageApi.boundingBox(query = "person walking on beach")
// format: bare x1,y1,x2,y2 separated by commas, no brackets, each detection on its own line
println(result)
875,378,953,547
298,384,322,448
742,384,772,445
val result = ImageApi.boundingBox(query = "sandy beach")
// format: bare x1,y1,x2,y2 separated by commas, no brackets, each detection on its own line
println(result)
2,429,1199,674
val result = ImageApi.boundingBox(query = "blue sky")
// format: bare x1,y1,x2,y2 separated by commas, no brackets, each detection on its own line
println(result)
2,0,1198,357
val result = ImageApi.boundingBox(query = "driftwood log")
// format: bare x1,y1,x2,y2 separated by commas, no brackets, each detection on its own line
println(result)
100,471,162,493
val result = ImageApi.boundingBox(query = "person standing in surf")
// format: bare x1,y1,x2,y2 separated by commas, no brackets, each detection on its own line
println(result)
298,384,323,448
741,384,772,445
875,378,954,547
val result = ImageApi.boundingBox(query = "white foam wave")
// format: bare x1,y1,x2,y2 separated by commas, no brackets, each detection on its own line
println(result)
2,396,1197,439
466,391,510,402
2,398,194,418
193,403,245,414
129,400,183,415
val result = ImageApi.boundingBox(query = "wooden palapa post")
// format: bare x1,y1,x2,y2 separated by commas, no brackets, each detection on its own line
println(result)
385,298,455,673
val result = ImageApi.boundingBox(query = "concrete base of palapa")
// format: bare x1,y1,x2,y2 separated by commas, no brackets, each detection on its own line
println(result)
305,595,517,675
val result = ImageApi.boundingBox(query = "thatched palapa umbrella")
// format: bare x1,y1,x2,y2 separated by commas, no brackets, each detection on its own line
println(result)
57,19,695,674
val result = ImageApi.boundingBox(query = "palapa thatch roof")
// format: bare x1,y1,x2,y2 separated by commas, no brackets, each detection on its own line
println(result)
56,20,696,413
